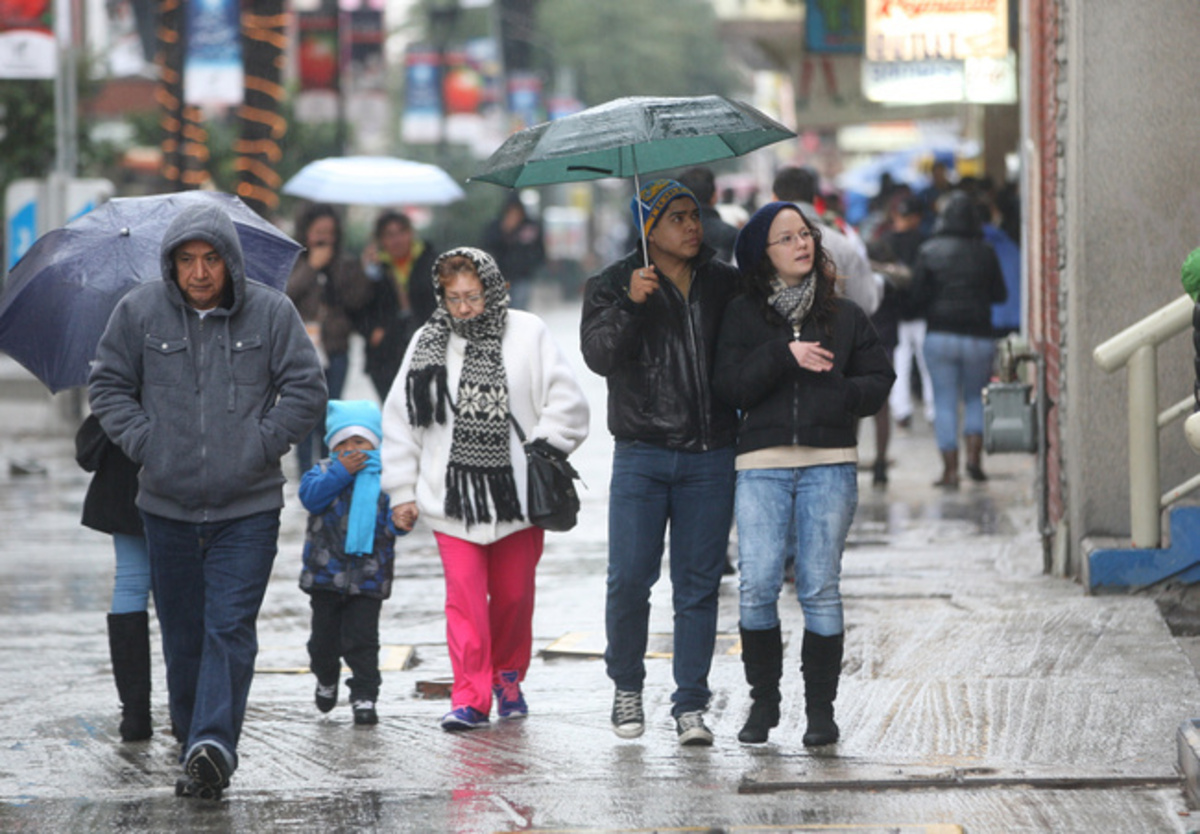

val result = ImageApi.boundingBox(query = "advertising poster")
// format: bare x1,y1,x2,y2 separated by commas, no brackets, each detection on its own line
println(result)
507,71,542,132
184,0,243,106
805,0,864,54
0,0,54,79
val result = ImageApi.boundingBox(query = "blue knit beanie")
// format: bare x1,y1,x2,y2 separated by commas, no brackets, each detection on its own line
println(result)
630,179,698,240
734,201,805,276
324,399,382,451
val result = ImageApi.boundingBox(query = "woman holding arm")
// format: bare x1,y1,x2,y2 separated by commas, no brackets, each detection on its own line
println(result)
381,247,589,730
713,202,894,747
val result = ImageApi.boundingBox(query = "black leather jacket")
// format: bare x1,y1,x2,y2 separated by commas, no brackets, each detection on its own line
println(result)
908,192,1007,338
580,246,739,451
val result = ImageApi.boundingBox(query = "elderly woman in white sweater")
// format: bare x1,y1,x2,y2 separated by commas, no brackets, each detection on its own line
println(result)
381,247,589,731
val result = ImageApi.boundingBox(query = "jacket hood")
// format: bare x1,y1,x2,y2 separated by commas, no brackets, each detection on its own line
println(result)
933,191,981,238
159,203,246,311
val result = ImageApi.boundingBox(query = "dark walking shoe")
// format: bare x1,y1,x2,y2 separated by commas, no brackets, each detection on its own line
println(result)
966,463,988,482
440,706,489,731
492,670,528,720
611,689,644,739
675,710,714,746
175,776,222,801
352,700,378,725
185,742,232,792
315,680,338,713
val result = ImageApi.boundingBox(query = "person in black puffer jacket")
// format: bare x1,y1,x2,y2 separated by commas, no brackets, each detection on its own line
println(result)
908,190,1007,487
713,201,893,749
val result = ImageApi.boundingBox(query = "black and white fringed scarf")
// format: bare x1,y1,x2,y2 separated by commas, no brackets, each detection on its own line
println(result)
768,273,816,331
405,247,522,528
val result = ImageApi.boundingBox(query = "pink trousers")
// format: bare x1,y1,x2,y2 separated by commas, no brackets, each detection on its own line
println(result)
434,526,545,714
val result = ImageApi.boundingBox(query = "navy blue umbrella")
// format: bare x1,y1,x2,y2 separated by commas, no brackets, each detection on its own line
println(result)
0,191,302,393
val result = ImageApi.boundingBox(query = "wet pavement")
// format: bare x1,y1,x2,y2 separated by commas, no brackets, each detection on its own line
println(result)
0,294,1197,833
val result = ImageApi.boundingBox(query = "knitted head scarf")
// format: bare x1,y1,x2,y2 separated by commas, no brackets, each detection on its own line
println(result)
404,247,521,528
738,202,817,329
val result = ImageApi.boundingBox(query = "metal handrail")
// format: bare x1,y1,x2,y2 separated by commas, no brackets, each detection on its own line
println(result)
1092,293,1196,547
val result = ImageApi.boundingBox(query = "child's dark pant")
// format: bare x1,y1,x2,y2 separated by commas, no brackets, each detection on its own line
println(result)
307,592,383,703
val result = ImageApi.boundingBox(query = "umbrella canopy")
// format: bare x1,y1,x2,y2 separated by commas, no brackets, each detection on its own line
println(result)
471,95,795,189
282,156,466,206
0,190,303,393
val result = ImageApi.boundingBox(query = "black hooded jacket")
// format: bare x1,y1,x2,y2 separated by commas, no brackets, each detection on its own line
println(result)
908,191,1007,338
580,245,739,452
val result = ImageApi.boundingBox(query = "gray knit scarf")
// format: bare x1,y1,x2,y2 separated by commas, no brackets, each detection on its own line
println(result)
405,247,522,528
768,273,816,329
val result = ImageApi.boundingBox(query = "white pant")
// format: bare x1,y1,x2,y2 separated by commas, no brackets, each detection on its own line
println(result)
890,319,935,422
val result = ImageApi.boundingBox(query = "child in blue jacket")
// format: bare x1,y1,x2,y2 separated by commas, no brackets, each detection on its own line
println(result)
299,400,401,726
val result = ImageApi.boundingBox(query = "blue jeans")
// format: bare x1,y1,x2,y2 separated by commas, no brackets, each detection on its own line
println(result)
111,533,151,615
736,464,857,636
142,510,280,771
923,331,995,452
604,441,735,715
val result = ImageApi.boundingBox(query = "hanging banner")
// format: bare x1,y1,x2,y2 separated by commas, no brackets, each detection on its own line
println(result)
0,0,54,79
297,11,340,92
401,44,441,144
805,0,864,55
347,10,383,93
507,72,542,132
184,0,244,106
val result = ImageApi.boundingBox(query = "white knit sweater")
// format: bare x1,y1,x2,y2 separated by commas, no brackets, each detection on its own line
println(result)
380,310,590,545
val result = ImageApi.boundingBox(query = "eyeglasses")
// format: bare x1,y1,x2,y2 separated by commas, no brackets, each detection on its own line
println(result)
445,293,485,308
766,229,813,248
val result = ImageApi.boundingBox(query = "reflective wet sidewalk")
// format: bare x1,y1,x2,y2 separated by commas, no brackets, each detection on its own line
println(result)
0,297,1195,833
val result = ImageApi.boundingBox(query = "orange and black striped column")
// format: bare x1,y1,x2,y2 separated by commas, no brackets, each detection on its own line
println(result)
237,1,287,216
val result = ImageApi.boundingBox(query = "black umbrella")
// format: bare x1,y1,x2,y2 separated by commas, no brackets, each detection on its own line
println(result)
0,191,302,393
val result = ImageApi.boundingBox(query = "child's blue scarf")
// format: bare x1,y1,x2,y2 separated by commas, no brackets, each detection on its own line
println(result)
340,450,381,556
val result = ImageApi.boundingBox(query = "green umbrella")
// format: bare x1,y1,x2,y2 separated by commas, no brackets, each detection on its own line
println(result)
471,95,795,265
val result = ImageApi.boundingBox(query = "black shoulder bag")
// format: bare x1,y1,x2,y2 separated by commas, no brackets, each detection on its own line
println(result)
508,414,582,532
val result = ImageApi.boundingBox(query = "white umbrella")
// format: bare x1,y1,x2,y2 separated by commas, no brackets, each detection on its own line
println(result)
281,156,466,206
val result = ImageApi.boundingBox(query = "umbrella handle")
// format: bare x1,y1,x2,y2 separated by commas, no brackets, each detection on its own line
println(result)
633,168,650,270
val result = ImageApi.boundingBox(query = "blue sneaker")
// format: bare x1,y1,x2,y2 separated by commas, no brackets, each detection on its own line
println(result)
492,670,528,720
440,706,490,731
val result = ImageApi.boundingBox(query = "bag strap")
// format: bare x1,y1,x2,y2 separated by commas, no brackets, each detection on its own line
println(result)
507,412,528,444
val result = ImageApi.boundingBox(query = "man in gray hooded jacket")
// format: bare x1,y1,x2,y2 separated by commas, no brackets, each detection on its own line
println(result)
89,201,326,800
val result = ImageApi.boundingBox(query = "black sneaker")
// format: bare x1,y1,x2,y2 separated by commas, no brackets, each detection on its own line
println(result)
185,742,232,792
175,776,222,801
352,700,378,725
611,689,644,739
315,681,338,713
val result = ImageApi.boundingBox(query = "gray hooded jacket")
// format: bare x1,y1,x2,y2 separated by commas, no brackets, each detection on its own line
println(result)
89,202,327,523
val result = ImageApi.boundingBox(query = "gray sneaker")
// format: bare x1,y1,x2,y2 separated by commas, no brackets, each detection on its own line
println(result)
675,710,713,746
611,689,644,738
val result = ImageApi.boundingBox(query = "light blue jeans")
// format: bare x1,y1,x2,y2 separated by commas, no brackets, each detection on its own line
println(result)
111,533,151,615
736,464,857,636
923,331,996,452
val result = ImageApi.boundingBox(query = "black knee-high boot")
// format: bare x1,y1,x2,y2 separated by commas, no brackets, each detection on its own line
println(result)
107,611,152,742
737,624,782,744
801,629,843,747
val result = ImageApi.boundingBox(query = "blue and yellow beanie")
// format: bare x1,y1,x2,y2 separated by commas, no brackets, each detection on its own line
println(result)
324,399,382,451
630,179,698,240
